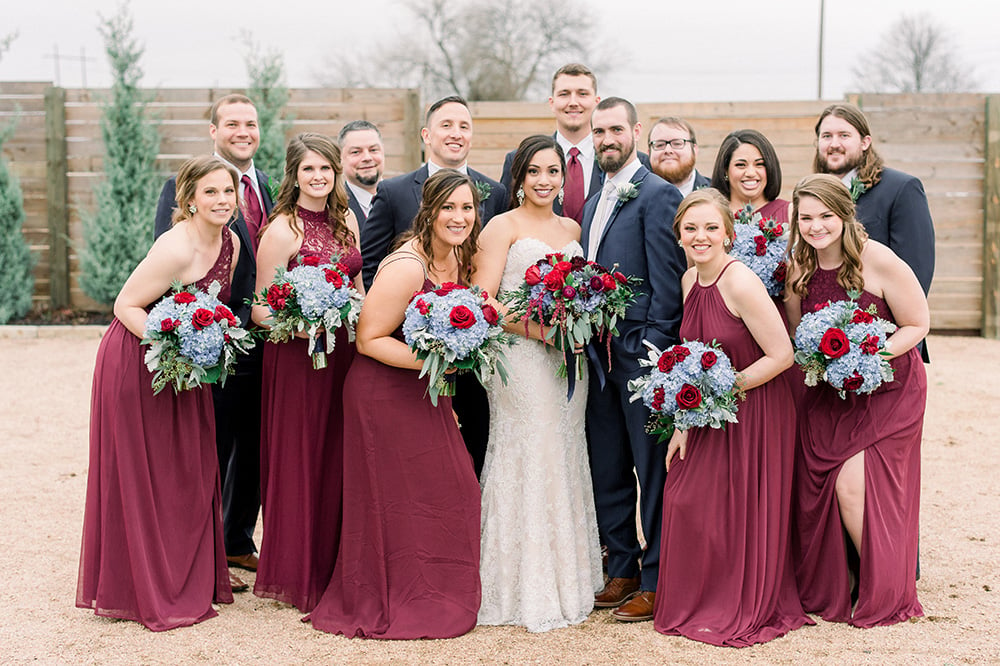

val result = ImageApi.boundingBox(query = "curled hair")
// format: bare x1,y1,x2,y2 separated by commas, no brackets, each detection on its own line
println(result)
209,94,255,126
813,103,885,188
508,134,565,209
672,188,734,249
787,174,868,299
396,169,481,286
172,155,239,225
268,132,354,248
710,129,782,202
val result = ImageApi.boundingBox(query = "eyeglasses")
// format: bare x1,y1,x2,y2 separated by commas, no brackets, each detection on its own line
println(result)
649,138,694,151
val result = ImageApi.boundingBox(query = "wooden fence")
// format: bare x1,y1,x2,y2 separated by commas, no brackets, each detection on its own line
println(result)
0,84,995,335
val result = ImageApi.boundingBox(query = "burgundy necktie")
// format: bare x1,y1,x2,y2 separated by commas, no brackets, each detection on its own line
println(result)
563,147,585,224
240,174,263,251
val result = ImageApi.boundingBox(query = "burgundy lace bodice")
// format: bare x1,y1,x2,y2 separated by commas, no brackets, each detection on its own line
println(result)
194,227,234,303
292,207,362,279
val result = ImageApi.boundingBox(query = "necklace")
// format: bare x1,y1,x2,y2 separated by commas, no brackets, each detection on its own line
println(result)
296,205,328,224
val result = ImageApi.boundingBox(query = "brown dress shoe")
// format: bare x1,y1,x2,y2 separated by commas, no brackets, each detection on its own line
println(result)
229,572,249,593
227,552,259,571
611,591,655,622
594,576,640,608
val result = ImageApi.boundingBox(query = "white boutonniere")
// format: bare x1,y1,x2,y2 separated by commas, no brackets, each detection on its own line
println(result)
615,182,639,202
849,177,867,202
474,181,492,203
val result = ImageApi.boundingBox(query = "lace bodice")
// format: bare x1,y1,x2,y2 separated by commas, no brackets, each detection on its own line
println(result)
293,212,362,279
194,227,234,303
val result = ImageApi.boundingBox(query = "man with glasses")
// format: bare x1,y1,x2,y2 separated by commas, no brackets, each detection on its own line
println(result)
647,117,710,197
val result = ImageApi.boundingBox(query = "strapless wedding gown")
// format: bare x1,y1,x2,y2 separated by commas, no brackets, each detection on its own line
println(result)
477,238,603,633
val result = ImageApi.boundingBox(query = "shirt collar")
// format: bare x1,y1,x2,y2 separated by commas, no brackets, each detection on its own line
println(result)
555,131,595,162
607,157,642,189
427,161,468,177
214,153,257,183
840,167,859,187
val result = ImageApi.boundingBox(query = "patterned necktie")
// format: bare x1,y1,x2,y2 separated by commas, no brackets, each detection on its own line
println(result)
563,147,585,224
240,174,263,252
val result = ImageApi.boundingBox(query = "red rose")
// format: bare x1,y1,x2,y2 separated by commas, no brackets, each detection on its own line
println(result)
192,308,215,330
860,334,881,355
754,236,768,256
525,265,543,286
614,271,627,284
481,303,499,326
214,305,237,326
814,300,831,312
224,333,231,342
544,270,566,291
852,309,874,324
160,318,179,332
773,261,787,283
324,268,344,288
773,224,783,236
657,352,676,373
547,252,565,263
173,291,196,304
589,275,605,292
300,255,322,267
481,290,489,300
335,261,351,275
700,351,717,369
554,261,573,273
266,284,287,310
415,298,430,315
675,383,703,410
601,273,617,290
449,305,476,329
842,373,864,391
671,345,691,360
561,285,577,299
818,328,850,358
651,387,666,410
435,282,462,296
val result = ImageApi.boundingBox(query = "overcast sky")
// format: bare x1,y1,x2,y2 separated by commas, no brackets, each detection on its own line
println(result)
2,0,997,102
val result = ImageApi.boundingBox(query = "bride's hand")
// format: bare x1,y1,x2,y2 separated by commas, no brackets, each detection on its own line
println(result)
665,429,688,472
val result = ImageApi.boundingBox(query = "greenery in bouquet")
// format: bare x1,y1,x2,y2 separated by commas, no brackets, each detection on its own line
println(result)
403,283,513,406
628,339,742,442
500,252,639,377
793,291,897,398
142,281,254,394
731,204,789,297
255,252,362,370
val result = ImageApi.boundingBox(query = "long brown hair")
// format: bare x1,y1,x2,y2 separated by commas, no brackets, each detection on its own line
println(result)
787,174,868,299
396,169,481,286
268,132,354,248
813,104,885,189
172,155,239,224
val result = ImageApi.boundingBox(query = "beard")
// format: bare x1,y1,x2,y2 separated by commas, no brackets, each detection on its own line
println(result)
596,137,635,174
355,171,381,187
816,148,861,176
652,154,696,185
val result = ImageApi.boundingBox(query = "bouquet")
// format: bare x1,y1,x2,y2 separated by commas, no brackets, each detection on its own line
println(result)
501,252,639,385
731,205,789,297
256,252,362,369
403,283,513,406
142,281,254,394
628,339,741,442
793,292,897,398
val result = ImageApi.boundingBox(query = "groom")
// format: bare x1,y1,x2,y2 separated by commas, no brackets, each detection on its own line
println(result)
582,97,685,622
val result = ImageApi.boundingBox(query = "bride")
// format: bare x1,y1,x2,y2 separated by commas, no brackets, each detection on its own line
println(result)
473,134,603,632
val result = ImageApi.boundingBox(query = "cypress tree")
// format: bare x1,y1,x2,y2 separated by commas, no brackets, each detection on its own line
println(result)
245,34,291,182
78,6,161,305
0,121,34,323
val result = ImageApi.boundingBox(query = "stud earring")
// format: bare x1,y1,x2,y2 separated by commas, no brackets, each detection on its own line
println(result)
677,240,683,248
188,204,197,214
516,187,525,206
294,182,299,188
558,188,565,205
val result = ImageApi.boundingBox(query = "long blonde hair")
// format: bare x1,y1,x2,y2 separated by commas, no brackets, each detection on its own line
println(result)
787,174,868,299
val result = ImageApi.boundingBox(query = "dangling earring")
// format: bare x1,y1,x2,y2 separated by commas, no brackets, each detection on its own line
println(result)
677,240,683,248
516,187,525,206
188,204,197,214
723,238,732,248
294,182,299,188
558,188,565,205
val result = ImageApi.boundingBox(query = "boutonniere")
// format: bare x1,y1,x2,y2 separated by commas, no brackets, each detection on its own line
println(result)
265,175,281,202
474,181,492,203
615,182,640,202
849,177,867,202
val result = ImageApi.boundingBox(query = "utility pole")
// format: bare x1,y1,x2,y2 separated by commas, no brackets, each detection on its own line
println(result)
43,44,95,88
817,0,825,99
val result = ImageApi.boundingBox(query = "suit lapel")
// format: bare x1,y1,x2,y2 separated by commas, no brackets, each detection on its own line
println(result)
597,167,646,250
256,168,275,215
412,165,429,209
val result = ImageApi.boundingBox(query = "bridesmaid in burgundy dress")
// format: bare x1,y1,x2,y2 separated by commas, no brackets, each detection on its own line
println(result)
306,169,482,639
252,133,362,612
711,129,791,226
653,189,811,646
77,156,240,631
785,174,929,627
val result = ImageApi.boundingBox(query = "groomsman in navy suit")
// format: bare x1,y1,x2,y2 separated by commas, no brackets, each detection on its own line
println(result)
813,103,934,362
500,63,651,223
582,97,686,622
153,94,273,592
648,117,711,197
360,95,506,478
337,120,384,229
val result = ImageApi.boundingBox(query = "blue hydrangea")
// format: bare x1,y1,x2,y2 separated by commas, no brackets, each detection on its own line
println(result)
404,287,491,359
286,263,351,320
731,223,788,297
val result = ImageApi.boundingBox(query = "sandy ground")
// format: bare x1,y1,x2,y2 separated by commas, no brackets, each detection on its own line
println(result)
0,332,998,665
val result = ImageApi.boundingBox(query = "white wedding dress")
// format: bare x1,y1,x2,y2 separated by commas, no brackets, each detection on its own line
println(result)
478,238,603,633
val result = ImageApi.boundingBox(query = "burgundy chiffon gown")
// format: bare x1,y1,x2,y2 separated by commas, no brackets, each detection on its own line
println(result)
305,276,482,639
653,262,812,646
254,214,361,612
793,267,925,627
77,230,235,631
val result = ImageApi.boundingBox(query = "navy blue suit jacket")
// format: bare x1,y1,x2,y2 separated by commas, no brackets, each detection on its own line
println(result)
581,164,686,377
693,170,712,191
153,168,274,327
360,164,507,289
